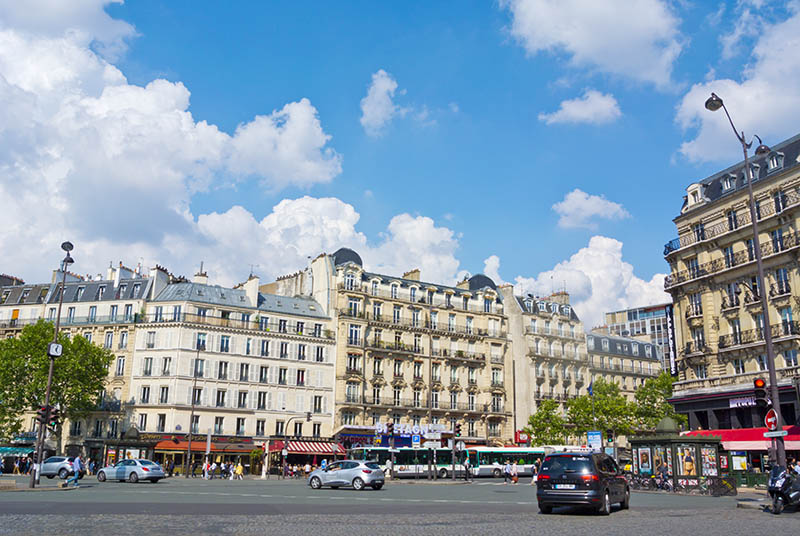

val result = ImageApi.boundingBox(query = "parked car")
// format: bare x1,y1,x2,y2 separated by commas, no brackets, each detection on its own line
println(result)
308,460,385,490
536,452,629,515
39,456,85,480
96,459,165,483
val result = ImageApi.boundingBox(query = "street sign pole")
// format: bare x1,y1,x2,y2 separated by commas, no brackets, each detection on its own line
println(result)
452,437,456,481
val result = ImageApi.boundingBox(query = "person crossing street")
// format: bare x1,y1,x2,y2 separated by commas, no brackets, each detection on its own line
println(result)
66,456,82,488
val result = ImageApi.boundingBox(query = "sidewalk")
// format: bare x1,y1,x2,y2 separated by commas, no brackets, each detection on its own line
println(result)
736,488,769,511
0,475,77,492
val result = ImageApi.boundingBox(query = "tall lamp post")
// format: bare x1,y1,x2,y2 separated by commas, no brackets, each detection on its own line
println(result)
184,342,205,477
704,93,786,467
30,241,74,488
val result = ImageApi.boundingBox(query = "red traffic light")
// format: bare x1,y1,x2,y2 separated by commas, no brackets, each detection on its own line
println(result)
754,378,767,389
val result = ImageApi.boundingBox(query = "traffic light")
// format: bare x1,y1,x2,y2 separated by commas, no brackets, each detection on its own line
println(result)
386,422,394,435
48,407,60,429
606,430,614,444
455,423,462,437
754,378,769,408
36,405,50,424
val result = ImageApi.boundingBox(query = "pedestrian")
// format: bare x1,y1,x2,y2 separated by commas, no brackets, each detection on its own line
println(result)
235,462,244,480
168,459,175,477
66,456,82,488
191,461,199,478
503,459,512,484
511,461,519,484
304,462,311,476
13,458,21,475
464,457,471,482
210,461,217,479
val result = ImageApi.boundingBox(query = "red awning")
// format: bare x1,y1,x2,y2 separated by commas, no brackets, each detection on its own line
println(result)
154,440,254,453
684,425,800,451
269,440,344,455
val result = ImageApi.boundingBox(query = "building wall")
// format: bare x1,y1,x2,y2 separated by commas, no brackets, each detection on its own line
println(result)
604,304,672,370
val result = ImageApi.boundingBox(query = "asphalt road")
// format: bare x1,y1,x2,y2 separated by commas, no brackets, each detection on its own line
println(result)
0,476,797,535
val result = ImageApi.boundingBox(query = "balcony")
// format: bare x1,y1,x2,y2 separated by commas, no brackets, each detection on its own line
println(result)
770,281,791,298
491,380,504,388
663,188,800,256
345,367,362,375
524,326,583,341
139,313,334,340
664,229,800,290
347,337,363,347
431,348,486,362
717,321,800,350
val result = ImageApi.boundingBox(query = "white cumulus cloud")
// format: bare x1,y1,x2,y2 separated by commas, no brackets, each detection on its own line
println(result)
552,189,631,230
500,0,684,88
511,236,670,328
359,69,407,137
677,6,800,163
538,89,621,125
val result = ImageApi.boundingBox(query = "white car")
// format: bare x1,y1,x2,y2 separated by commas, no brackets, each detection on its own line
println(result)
96,459,165,483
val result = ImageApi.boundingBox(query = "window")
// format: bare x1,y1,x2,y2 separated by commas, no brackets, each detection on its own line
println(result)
220,335,230,353
348,298,360,317
313,395,323,413
279,319,287,333
780,307,793,335
296,369,305,386
774,190,787,213
432,363,440,382
732,359,745,375
67,307,75,323
257,391,268,410
413,361,422,379
448,314,455,332
278,368,288,385
410,287,417,302
723,245,735,268
140,386,150,404
159,386,169,404
693,223,705,242
159,357,171,376
192,388,202,405
347,353,360,372
373,358,383,376
297,344,306,360
172,305,182,321
755,199,762,220
260,340,269,357
341,412,355,426
313,423,321,437
430,311,438,329
601,339,609,351
194,358,205,378
391,284,398,299
484,298,492,313
238,391,247,408
215,417,224,435
103,331,113,349
785,350,798,368
293,422,303,437
245,338,252,355
124,304,133,321
689,292,702,316
393,360,402,377
413,389,422,407
371,281,379,296
446,293,452,307
259,366,268,383
315,346,325,362
239,363,249,382
108,304,117,321
137,414,146,432
771,228,784,253
280,342,288,358
694,364,707,379
314,323,322,337
348,324,361,345
468,393,476,411
296,322,304,335
687,257,700,279
776,268,790,295
216,390,227,407
450,392,458,409
757,354,768,371
730,318,742,345
392,305,401,324
218,361,228,380
256,420,266,436
468,367,476,384
344,273,355,290
115,357,125,376
746,239,755,261
196,332,207,350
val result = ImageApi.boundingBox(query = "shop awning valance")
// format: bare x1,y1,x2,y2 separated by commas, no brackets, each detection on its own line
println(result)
684,425,800,451
154,440,254,453
269,441,344,455
0,446,35,456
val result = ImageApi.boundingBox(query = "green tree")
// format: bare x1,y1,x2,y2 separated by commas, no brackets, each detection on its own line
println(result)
523,399,567,446
0,320,114,445
567,378,634,439
633,371,687,430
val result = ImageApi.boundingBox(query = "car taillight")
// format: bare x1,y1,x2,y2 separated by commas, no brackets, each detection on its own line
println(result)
539,474,550,480
362,469,372,474
141,467,149,472
581,474,599,481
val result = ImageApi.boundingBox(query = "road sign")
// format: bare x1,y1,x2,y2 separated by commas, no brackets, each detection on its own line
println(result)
765,408,778,431
456,440,465,451
423,432,441,440
422,440,441,449
47,342,63,357
764,430,788,438
587,431,602,450
411,434,421,448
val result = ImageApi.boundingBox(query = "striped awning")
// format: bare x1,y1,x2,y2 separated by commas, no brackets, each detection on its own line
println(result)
269,441,344,455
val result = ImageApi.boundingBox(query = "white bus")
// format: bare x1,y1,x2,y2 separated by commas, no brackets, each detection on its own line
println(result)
350,446,465,478
465,447,547,477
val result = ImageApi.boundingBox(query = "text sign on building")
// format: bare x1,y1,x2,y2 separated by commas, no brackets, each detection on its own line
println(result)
665,304,678,377
765,408,779,431
729,397,756,408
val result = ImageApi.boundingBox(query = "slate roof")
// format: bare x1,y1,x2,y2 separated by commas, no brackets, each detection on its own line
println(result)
587,332,661,361
257,293,327,319
515,295,581,322
0,278,151,306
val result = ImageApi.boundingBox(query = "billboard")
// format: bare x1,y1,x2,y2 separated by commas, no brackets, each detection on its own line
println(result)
665,303,678,377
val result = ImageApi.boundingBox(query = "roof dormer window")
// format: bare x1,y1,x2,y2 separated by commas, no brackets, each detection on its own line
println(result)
721,176,733,191
768,152,785,172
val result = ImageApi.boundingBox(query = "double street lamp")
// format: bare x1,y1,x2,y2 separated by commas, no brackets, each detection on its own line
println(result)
30,241,74,488
704,93,786,468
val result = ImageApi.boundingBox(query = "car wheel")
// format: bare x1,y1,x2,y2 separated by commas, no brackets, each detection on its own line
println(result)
310,477,322,490
97,472,106,482
58,468,69,480
352,477,365,491
372,483,383,490
46,475,54,480
539,504,552,514
621,487,630,510
439,468,448,479
129,472,139,483
598,491,611,516
493,468,502,478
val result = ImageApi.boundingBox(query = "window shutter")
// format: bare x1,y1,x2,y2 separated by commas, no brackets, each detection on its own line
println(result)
268,367,276,384
322,396,328,414
296,394,304,412
278,392,286,412
317,370,323,387
307,371,314,387
267,391,273,410
288,367,296,386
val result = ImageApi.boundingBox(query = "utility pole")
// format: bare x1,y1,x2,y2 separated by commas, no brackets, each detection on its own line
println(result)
30,242,73,489
185,342,204,477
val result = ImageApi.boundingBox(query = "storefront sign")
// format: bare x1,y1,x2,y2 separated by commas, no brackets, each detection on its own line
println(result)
665,304,678,377
729,397,756,408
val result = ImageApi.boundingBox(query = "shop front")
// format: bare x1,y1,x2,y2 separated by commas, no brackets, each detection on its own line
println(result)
267,439,344,475
153,436,255,474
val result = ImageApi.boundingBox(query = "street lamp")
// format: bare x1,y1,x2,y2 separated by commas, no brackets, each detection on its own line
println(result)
704,93,786,467
184,342,205,477
30,241,74,488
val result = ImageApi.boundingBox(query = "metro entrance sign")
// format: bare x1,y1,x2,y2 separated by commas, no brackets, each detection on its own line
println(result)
765,408,779,431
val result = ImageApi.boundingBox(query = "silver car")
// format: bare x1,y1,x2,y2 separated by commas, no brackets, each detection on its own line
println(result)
96,459,165,483
40,456,85,480
308,460,385,490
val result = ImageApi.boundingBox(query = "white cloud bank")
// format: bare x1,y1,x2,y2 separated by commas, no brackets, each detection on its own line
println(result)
359,69,407,137
492,236,670,328
538,89,621,125
552,189,630,230
500,0,684,88
677,5,800,163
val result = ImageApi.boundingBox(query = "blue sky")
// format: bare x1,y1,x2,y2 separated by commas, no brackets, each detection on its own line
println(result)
2,1,800,326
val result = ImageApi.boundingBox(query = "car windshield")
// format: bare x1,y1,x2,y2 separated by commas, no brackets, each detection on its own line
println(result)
365,462,381,469
139,460,156,465
45,457,64,463
540,455,593,474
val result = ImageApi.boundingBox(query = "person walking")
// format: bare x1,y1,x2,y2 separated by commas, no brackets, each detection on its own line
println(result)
66,456,82,488
235,462,244,480
210,461,217,479
191,460,199,478
511,461,519,484
503,459,512,485
13,458,21,475
168,459,175,477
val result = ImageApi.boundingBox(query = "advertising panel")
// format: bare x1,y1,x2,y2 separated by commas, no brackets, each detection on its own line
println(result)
701,446,718,476
665,303,678,376
677,445,697,476
638,447,653,475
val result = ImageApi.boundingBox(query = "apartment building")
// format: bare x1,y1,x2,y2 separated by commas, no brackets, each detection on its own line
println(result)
501,287,588,432
586,332,662,400
128,271,336,465
269,248,513,445
604,303,672,370
663,132,800,430
0,263,151,460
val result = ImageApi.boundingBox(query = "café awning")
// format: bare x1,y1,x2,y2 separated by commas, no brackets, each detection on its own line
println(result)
154,440,254,453
269,440,344,455
684,425,800,451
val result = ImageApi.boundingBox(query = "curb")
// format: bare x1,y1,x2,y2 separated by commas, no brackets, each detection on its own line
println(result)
1,486,76,493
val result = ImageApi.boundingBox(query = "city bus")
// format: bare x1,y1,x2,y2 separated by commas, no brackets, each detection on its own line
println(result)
465,447,547,477
349,446,465,478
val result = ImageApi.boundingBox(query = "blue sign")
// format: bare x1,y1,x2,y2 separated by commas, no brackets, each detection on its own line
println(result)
411,434,421,447
587,431,602,450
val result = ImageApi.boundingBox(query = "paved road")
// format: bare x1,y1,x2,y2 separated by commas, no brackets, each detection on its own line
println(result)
0,476,796,535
